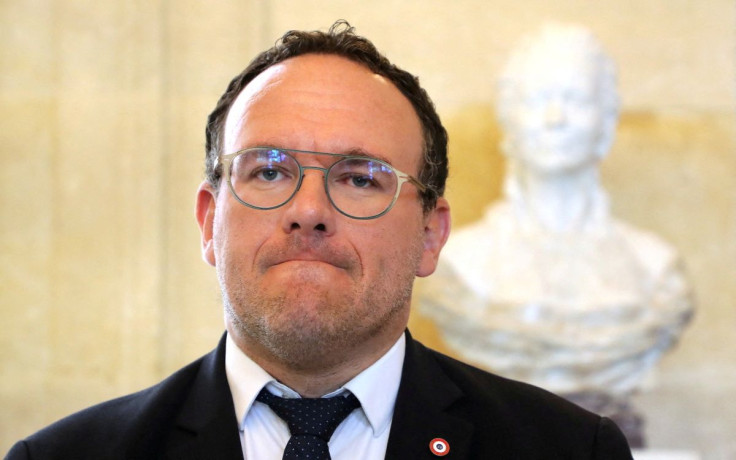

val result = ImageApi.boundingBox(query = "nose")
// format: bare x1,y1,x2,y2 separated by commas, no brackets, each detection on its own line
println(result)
544,97,566,127
280,168,336,235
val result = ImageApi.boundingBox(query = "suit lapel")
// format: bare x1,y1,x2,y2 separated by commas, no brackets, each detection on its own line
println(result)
144,331,476,459
385,332,475,460
163,334,244,460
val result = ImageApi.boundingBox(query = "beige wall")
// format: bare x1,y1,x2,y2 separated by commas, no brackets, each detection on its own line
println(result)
1,1,734,457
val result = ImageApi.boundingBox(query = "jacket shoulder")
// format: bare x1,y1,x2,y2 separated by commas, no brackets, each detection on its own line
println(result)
6,354,208,460
403,338,633,458
430,346,594,418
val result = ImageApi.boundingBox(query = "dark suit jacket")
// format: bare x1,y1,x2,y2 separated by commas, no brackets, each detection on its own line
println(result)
6,332,632,459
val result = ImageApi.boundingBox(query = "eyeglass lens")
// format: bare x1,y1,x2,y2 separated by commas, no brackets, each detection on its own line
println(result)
228,148,400,218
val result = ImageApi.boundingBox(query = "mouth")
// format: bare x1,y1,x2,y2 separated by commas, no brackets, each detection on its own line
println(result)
274,258,342,269
264,257,352,285
264,248,354,273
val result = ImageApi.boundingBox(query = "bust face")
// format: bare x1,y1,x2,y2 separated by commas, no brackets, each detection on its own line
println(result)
502,51,609,175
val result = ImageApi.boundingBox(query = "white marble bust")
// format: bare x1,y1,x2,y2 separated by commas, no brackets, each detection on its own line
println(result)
420,23,693,445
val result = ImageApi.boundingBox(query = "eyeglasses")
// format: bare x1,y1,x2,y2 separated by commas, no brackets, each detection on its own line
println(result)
217,147,429,220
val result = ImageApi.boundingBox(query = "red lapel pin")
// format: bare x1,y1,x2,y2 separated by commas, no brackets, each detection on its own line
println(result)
429,438,450,456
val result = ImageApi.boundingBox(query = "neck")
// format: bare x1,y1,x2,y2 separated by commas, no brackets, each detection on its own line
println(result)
227,321,406,398
508,163,600,233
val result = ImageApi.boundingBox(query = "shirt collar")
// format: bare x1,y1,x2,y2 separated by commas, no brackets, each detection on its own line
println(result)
343,333,405,436
225,333,276,430
225,332,406,437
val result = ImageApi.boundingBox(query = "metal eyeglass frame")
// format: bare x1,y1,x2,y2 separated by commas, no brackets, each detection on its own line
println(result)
216,147,429,220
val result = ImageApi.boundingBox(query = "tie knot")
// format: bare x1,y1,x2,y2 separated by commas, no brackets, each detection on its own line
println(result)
256,388,361,441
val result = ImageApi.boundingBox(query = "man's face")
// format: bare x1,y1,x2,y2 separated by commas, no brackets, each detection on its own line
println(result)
196,54,449,371
503,56,606,175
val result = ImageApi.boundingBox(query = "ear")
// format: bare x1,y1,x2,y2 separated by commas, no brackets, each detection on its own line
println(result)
195,181,217,267
416,197,451,277
595,111,618,160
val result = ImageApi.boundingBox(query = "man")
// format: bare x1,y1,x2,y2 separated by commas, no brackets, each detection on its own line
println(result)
6,21,633,459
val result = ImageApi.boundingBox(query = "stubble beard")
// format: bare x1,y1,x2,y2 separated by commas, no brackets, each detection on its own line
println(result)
220,247,420,372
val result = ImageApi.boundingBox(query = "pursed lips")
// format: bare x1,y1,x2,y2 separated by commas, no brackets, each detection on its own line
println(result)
267,251,353,272
276,257,335,268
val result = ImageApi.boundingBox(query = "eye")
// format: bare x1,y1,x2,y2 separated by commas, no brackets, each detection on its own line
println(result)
242,164,294,186
348,174,375,188
329,157,395,195
232,149,296,184
257,167,283,181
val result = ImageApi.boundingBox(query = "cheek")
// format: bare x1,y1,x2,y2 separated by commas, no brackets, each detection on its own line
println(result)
573,107,602,128
212,203,264,271
360,218,424,273
509,118,544,144
512,112,540,130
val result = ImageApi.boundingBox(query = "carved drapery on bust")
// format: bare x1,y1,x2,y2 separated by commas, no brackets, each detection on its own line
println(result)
419,23,693,447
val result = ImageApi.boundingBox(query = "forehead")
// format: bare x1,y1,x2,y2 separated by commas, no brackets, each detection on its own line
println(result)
224,54,423,170
514,53,600,96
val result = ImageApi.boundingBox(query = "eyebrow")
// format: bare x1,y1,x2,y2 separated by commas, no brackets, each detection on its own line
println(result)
340,147,393,165
243,143,395,166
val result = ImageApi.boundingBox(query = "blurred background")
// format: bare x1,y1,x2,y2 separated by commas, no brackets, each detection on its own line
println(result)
1,1,734,457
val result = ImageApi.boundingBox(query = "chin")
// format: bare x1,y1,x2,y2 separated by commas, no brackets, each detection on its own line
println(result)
524,151,590,173
265,317,363,369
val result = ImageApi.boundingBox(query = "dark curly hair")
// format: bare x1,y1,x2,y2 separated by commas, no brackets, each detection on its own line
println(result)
204,20,448,212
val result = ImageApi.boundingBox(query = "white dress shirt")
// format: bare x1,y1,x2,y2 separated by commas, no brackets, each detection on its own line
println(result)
225,333,406,460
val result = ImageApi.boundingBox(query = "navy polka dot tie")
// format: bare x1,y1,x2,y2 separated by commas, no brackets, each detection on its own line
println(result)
256,388,361,460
